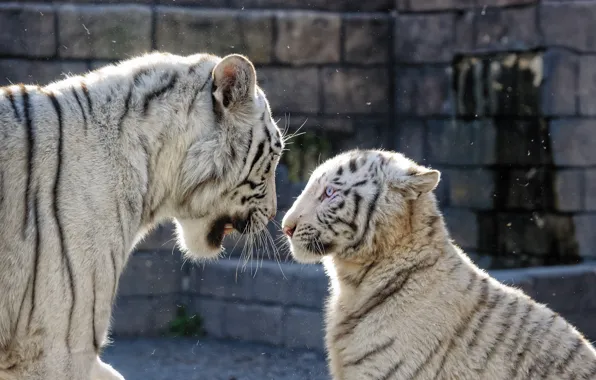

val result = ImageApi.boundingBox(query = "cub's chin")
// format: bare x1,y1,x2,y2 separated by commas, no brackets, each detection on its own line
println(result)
288,242,327,264
175,216,236,261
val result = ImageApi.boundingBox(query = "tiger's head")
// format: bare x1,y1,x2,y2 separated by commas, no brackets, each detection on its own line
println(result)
281,150,440,264
146,53,284,261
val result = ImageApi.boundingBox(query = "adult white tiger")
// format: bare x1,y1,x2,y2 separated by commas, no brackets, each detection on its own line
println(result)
0,52,283,379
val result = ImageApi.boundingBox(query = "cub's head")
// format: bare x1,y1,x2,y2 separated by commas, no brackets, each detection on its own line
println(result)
165,54,284,260
281,150,440,263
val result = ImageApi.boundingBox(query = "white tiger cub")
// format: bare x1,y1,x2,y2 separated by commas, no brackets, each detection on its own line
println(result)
282,149,596,380
0,52,284,379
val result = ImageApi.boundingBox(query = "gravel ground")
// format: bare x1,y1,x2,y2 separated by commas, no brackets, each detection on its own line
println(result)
102,338,330,380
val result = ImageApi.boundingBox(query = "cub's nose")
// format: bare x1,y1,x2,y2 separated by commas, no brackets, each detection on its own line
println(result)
283,225,295,237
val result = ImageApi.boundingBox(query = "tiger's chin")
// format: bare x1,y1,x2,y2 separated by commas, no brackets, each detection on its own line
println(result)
174,216,238,261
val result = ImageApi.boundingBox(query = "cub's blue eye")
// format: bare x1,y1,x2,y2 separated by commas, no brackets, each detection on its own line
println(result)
325,186,335,198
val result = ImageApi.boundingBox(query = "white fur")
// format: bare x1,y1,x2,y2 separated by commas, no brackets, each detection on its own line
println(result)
0,52,283,379
283,149,596,380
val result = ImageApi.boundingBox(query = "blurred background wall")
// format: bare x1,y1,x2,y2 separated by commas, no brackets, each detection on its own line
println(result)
1,0,595,350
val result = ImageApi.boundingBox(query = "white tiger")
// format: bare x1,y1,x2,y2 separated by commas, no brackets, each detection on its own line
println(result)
0,52,284,379
282,149,596,380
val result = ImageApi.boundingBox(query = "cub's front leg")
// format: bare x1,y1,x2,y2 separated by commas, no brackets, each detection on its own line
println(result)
91,357,124,380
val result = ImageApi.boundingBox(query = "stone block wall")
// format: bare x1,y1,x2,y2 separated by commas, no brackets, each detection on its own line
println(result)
2,0,594,268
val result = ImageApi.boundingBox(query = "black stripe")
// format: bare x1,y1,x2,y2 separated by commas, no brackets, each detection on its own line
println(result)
71,87,87,133
110,249,118,303
116,201,127,252
0,169,3,207
27,184,42,330
337,166,343,176
380,359,403,380
247,140,265,176
505,302,533,363
47,92,75,349
344,339,394,367
4,87,21,122
187,76,211,116
21,84,33,240
16,277,31,335
118,84,133,135
143,72,179,115
92,267,98,352
80,81,94,127
511,312,557,378
466,291,504,350
476,297,519,374
349,158,357,172
555,338,583,376
353,180,368,187
349,189,379,250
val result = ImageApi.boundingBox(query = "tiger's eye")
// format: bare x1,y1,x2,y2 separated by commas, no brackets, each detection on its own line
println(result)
325,186,335,197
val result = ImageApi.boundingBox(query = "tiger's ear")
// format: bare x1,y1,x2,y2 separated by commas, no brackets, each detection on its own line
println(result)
407,169,441,194
212,54,257,110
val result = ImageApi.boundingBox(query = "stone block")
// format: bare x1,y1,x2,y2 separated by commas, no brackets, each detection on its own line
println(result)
497,213,577,258
58,5,152,59
238,13,274,64
343,14,390,64
550,119,596,166
0,60,88,87
395,13,455,63
426,119,497,166
542,49,578,116
477,213,498,254
586,170,596,211
554,170,585,212
497,119,551,166
134,222,177,251
0,4,55,57
190,259,253,301
443,208,478,250
156,9,273,64
579,55,596,116
231,0,392,11
275,11,340,64
223,303,283,345
193,298,226,338
395,119,425,163
283,263,327,309
283,308,325,351
475,6,539,51
531,269,596,312
443,169,495,210
111,295,177,336
574,214,596,259
541,2,596,52
505,169,553,210
396,0,475,11
257,67,319,113
118,250,182,297
482,0,537,5
321,68,389,114
395,66,453,116
89,61,114,71
250,261,291,304
159,0,229,5
565,312,596,343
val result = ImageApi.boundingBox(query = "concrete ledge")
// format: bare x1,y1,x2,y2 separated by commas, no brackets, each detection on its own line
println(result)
111,255,596,352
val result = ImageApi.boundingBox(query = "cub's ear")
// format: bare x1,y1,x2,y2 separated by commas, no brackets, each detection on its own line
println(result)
387,164,441,199
212,54,257,110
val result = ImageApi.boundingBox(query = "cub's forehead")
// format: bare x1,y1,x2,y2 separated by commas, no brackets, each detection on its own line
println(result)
309,149,417,185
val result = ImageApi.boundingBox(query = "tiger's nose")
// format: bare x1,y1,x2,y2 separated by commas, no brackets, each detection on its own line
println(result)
283,225,295,238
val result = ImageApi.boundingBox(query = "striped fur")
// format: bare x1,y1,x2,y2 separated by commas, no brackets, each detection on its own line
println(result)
282,149,596,380
0,52,283,380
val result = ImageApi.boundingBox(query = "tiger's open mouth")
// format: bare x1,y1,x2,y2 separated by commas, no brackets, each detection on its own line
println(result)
206,214,254,248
